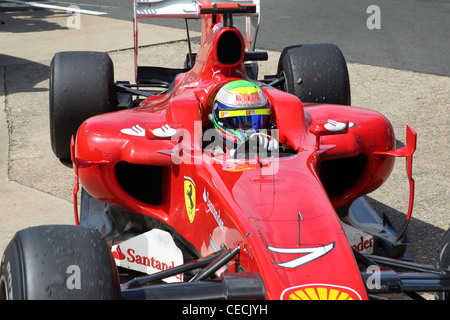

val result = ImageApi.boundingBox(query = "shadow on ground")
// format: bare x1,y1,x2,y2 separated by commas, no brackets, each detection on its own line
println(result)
1,55,49,94
0,6,68,33
366,196,446,266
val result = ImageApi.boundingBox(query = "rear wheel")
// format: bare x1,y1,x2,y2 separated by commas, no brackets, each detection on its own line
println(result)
277,44,351,105
49,51,116,160
0,225,120,300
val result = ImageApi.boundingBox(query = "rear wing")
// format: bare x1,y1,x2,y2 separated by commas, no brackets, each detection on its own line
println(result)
133,0,261,82
134,0,200,19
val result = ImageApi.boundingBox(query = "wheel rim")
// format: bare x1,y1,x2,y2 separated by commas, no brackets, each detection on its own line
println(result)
279,70,288,92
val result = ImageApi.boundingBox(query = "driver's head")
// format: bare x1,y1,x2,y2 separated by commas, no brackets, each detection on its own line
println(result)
212,80,271,144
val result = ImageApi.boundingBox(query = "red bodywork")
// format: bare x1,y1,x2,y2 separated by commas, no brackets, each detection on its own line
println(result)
72,2,401,300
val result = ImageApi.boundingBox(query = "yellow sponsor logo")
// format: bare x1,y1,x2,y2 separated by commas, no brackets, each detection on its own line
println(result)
184,177,196,223
218,108,270,118
282,284,362,300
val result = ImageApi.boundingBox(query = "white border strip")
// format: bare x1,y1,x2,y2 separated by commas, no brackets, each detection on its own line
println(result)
3,0,107,15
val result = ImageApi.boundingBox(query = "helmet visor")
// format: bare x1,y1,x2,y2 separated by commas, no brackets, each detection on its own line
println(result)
218,108,271,131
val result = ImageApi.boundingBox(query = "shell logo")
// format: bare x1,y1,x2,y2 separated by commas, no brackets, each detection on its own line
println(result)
281,284,362,300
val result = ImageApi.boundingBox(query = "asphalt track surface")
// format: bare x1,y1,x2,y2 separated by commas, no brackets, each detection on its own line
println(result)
4,0,448,76
0,0,449,300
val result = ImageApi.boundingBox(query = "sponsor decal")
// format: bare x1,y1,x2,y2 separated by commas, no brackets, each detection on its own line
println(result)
150,124,177,138
120,124,177,138
267,242,335,268
282,283,362,300
184,176,196,223
203,188,224,231
342,223,374,254
112,245,125,260
111,229,183,282
324,119,347,132
121,124,145,136
352,236,374,253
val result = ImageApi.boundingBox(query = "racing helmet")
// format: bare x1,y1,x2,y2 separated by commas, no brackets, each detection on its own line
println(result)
212,80,271,144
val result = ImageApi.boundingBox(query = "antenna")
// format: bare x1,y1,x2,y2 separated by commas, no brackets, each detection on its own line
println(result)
297,212,304,246
185,19,194,68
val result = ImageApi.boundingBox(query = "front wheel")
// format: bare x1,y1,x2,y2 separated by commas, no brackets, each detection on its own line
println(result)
49,51,116,160
0,225,120,300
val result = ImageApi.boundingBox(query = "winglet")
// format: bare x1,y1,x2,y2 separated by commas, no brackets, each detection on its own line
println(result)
374,125,417,244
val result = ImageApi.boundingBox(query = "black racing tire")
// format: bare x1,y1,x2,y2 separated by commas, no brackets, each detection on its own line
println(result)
277,44,351,106
436,228,450,300
0,225,120,300
50,51,116,160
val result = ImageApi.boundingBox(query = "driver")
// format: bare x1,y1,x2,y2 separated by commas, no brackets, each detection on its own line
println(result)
207,80,279,158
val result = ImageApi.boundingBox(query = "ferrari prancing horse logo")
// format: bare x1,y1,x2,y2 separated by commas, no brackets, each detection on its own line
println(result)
184,176,196,223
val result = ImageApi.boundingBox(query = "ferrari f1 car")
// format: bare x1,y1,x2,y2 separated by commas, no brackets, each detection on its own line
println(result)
1,0,449,300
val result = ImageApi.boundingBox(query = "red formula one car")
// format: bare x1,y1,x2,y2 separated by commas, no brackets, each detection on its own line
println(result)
1,0,449,301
